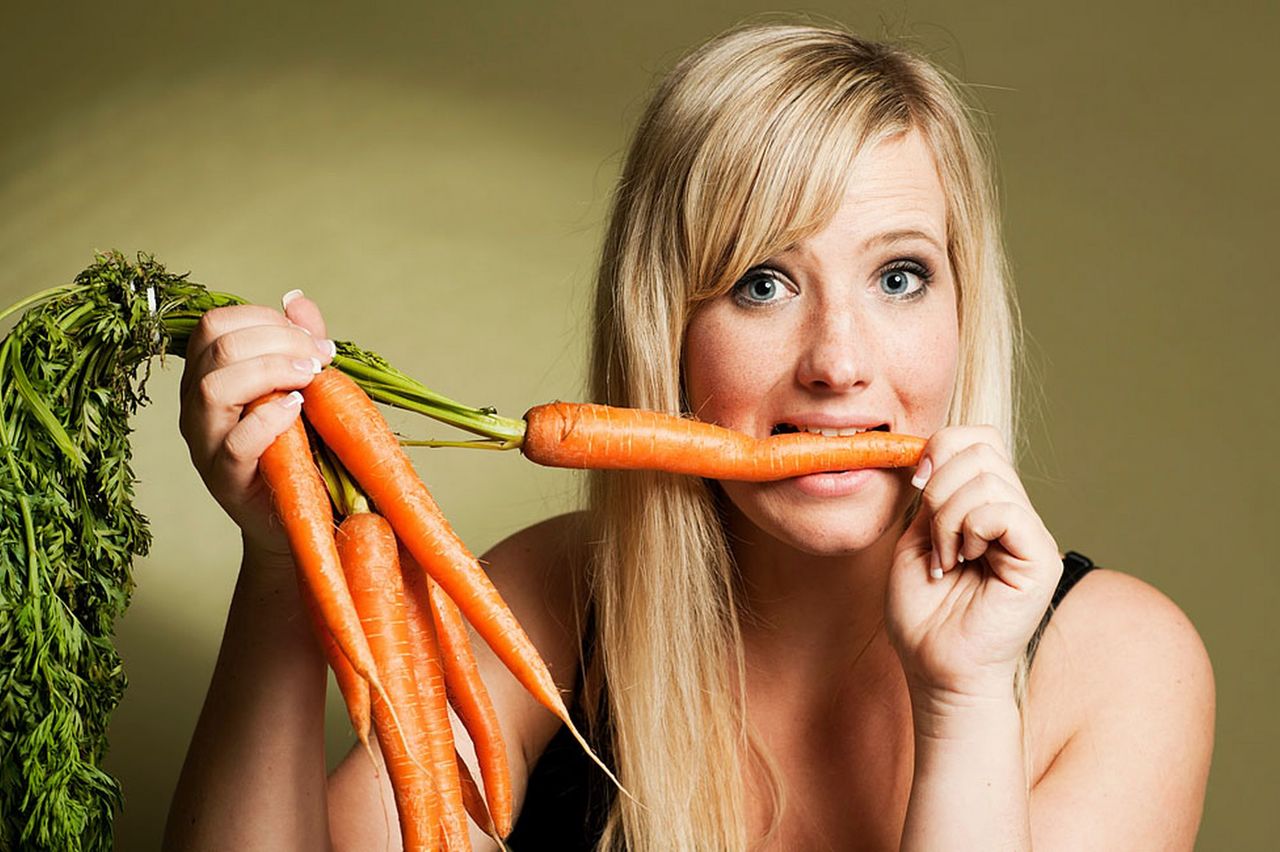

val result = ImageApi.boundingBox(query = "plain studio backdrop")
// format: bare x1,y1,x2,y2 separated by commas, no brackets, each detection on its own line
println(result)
1,1,1275,848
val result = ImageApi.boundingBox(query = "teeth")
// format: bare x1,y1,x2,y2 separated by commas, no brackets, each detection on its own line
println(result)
801,425,866,437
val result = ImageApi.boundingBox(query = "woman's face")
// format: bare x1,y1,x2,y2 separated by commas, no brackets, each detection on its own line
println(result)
682,130,959,556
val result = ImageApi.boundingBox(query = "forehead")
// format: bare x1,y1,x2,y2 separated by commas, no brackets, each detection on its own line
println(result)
791,130,948,256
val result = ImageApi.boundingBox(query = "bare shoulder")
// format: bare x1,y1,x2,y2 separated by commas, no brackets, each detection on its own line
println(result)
479,509,590,653
478,507,591,663
1027,567,1215,848
1029,567,1215,722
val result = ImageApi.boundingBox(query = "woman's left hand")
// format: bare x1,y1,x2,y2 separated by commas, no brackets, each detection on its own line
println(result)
885,425,1063,703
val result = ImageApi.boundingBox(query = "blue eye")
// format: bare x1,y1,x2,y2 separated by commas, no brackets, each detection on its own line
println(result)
879,261,933,300
731,269,790,307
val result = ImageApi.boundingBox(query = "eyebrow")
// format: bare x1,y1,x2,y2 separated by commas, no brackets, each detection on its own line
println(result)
773,227,946,260
861,228,945,253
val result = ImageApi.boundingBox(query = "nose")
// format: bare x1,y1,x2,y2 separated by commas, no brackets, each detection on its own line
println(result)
795,306,870,392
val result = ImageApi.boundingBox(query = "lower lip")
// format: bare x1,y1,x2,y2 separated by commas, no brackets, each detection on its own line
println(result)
785,468,881,498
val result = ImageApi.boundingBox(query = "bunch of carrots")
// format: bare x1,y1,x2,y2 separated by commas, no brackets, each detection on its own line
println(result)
253,366,925,849
0,252,927,851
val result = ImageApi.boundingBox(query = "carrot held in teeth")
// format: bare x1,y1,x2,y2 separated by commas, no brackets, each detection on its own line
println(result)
519,402,924,479
327,340,923,480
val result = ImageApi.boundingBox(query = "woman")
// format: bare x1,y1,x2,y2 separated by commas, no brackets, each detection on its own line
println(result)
165,23,1214,851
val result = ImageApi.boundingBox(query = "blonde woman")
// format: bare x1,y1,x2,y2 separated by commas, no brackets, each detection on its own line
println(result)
166,22,1215,851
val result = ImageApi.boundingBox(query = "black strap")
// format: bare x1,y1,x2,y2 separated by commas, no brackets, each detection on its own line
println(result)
1028,550,1096,669
1052,550,1095,608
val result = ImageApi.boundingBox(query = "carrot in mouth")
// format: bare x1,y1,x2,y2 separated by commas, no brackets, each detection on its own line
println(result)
519,402,924,479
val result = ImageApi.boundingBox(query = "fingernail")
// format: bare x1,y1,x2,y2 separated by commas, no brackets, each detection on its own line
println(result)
282,289,304,310
957,554,965,564
292,357,322,374
910,456,933,490
929,549,943,580
280,390,303,408
316,338,336,359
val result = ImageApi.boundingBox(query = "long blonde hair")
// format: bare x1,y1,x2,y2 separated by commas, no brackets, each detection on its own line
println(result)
579,21,1022,850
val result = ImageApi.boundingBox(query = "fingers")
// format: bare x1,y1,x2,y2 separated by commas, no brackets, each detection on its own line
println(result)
181,304,295,396
910,425,1048,576
178,296,335,481
180,351,323,470
214,390,305,501
282,289,329,340
954,502,1053,585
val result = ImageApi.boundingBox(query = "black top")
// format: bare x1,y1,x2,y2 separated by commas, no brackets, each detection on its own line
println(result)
508,551,1098,850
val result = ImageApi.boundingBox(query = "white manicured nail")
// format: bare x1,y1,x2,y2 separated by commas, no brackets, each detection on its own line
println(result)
282,289,305,310
910,456,932,490
293,357,321,374
317,339,336,359
280,390,303,408
929,549,943,580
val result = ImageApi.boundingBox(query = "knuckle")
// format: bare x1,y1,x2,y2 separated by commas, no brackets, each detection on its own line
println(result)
207,335,237,369
197,371,227,409
221,422,262,465
931,505,958,537
974,470,1006,495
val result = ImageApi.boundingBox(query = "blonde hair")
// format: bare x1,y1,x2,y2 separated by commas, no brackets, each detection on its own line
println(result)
579,21,1023,849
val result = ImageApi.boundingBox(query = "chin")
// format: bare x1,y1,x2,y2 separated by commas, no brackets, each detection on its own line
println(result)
719,480,910,559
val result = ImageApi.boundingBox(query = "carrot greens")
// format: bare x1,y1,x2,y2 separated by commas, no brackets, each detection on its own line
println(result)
0,253,236,851
0,251,508,850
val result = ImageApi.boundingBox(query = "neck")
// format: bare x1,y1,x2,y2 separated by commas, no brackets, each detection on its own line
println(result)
725,495,909,689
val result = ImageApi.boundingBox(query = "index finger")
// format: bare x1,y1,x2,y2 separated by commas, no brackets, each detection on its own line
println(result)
281,289,329,340
181,304,293,397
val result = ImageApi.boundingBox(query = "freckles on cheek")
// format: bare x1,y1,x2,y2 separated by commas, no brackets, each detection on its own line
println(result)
889,326,958,427
685,314,754,417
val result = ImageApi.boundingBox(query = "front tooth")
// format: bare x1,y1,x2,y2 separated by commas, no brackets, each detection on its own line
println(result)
802,426,864,437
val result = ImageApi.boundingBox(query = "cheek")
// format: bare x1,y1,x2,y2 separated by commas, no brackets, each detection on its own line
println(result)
683,310,777,423
882,308,960,432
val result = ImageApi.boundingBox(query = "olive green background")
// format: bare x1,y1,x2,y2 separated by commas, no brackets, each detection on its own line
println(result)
2,1,1274,848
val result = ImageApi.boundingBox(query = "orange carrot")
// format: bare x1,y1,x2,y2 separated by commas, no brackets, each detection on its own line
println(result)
520,402,925,479
248,393,387,707
299,368,623,794
337,511,439,851
422,565,513,838
399,544,470,848
300,587,372,747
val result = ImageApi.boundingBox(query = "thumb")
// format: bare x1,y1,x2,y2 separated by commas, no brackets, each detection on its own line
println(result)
281,289,329,340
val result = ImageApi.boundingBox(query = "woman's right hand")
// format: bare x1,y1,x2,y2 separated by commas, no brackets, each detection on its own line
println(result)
178,290,337,570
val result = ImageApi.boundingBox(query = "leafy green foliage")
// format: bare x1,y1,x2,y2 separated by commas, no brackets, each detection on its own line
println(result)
0,250,515,849
0,252,238,851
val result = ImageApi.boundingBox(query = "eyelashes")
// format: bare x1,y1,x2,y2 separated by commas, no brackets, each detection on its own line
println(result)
729,257,936,308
